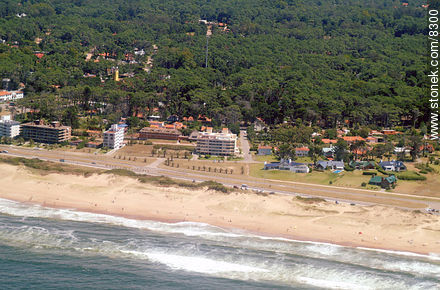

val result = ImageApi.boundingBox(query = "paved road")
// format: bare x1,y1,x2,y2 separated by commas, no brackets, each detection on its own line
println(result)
239,130,254,163
1,144,440,212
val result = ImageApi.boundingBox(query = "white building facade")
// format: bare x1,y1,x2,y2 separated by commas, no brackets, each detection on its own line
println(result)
103,124,124,149
196,128,238,156
0,116,20,138
0,90,24,102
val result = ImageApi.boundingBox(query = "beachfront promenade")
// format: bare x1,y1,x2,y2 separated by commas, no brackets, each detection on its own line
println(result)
1,144,439,212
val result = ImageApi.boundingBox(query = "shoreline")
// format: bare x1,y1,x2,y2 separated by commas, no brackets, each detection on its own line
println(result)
2,197,438,258
0,163,439,255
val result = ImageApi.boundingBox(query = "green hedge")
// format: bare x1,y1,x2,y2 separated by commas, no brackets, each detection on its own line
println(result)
362,171,378,175
396,171,427,181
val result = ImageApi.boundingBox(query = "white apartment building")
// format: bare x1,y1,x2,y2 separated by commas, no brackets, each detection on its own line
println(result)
196,128,238,156
0,115,20,138
103,124,124,149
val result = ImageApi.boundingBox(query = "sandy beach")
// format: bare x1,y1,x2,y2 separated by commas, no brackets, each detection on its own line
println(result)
0,163,439,255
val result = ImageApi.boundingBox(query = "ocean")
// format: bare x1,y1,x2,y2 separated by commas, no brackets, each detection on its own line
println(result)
0,198,438,289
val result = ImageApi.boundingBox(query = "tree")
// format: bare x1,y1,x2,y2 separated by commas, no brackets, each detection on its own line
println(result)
309,143,322,163
350,140,367,160
408,130,422,161
333,139,348,161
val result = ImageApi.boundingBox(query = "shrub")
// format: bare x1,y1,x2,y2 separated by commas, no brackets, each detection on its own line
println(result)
344,166,354,171
296,196,326,203
76,141,86,149
375,165,388,175
106,169,138,177
396,171,427,181
362,171,377,175
200,181,229,193
361,182,367,187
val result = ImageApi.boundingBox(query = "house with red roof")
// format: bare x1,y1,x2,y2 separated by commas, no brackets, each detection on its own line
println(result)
149,121,164,128
197,115,212,123
295,147,310,157
257,145,273,156
366,136,378,143
342,136,365,144
369,130,383,136
382,129,400,135
183,116,194,122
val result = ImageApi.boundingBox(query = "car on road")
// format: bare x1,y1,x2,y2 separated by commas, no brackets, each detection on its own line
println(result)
60,159,65,162
241,184,248,190
1,150,8,153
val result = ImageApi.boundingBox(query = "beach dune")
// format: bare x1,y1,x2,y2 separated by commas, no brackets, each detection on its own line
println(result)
0,163,439,254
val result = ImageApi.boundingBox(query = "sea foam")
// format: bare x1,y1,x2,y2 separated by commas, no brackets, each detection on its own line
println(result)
0,197,439,288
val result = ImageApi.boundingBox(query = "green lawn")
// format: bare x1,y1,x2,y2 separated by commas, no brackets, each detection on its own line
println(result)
296,157,313,163
252,154,278,162
249,164,373,189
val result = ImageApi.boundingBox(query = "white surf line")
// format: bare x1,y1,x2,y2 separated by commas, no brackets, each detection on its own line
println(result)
1,196,438,261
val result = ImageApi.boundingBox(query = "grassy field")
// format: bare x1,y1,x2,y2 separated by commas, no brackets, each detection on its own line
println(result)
252,154,278,162
52,145,102,154
116,144,192,160
249,162,440,196
161,159,247,176
249,164,370,186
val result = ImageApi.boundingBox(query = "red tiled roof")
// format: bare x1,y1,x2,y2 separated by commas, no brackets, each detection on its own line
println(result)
369,130,383,135
321,139,338,144
295,147,310,151
258,145,272,150
342,136,365,142
0,91,12,96
382,130,400,135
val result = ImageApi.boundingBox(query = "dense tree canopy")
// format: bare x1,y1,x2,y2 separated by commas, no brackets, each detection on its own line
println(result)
0,0,429,130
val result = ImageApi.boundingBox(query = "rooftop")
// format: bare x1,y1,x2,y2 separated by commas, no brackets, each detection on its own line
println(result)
22,120,70,130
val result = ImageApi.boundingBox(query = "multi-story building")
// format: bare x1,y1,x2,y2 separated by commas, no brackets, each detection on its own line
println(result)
196,128,238,156
20,120,71,143
0,115,20,138
139,127,180,140
103,124,124,149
